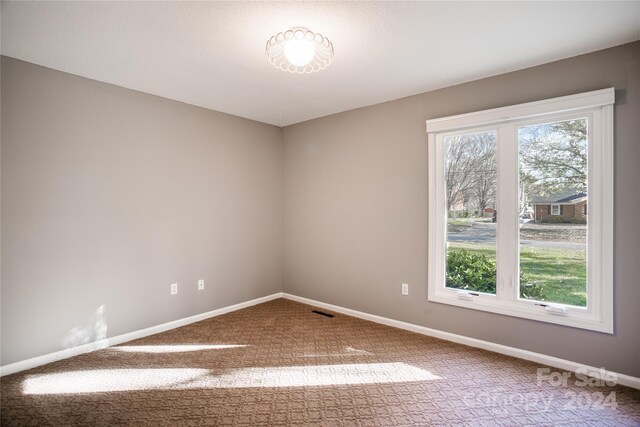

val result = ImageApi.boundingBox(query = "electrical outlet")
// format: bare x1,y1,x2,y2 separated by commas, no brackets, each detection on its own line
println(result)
198,279,205,290
171,283,178,295
401,283,409,295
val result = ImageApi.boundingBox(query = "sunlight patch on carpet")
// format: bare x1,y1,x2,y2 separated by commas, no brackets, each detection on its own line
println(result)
110,344,248,353
23,363,440,394
213,362,441,388
299,346,373,358
23,369,210,394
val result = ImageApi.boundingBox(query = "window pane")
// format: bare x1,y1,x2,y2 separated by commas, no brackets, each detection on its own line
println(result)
518,119,587,307
445,131,497,294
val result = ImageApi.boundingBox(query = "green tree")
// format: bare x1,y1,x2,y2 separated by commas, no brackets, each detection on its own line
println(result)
519,119,587,198
445,132,496,215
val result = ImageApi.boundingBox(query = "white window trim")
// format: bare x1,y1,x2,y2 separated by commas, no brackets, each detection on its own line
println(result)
551,204,561,215
427,88,614,333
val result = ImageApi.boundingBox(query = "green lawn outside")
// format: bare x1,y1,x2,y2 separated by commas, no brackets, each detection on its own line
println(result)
448,218,475,227
447,242,587,307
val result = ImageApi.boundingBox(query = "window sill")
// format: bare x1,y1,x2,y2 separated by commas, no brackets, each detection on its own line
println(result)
428,290,613,334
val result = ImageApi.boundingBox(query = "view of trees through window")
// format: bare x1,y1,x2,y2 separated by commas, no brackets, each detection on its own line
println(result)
445,131,497,295
445,119,588,307
518,119,587,307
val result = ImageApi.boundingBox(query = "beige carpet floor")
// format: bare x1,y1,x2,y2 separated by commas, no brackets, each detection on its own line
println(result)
1,298,639,426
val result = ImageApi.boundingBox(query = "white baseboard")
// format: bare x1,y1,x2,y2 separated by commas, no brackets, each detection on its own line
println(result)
4,291,638,390
0,292,283,377
282,293,640,390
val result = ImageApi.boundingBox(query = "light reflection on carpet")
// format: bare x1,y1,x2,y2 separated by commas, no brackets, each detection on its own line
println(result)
23,362,441,394
111,344,248,353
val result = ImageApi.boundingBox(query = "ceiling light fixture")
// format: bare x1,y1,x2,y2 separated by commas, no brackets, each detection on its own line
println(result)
266,27,334,74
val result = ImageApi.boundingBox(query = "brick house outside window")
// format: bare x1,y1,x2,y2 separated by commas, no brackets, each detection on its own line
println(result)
531,192,587,223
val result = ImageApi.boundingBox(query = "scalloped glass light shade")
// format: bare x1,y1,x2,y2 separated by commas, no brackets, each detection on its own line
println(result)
266,27,334,74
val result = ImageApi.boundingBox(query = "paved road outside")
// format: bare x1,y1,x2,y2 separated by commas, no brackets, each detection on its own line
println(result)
448,222,586,250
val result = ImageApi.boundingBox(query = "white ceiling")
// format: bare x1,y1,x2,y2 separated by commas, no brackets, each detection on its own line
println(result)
2,1,639,127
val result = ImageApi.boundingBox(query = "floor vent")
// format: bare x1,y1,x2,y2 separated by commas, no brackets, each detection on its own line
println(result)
312,310,335,318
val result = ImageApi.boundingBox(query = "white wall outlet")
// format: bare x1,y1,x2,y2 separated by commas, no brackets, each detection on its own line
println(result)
401,283,409,295
171,283,178,295
198,279,205,290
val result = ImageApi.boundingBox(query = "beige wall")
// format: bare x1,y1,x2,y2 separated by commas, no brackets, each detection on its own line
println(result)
1,57,283,365
283,41,640,377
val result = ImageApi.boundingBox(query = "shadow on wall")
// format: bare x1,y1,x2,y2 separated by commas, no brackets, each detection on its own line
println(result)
60,305,107,349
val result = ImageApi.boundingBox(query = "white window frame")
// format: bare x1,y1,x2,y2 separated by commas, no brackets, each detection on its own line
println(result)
427,88,614,333
550,204,561,215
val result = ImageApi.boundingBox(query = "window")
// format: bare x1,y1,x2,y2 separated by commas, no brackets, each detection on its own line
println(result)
427,89,614,333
